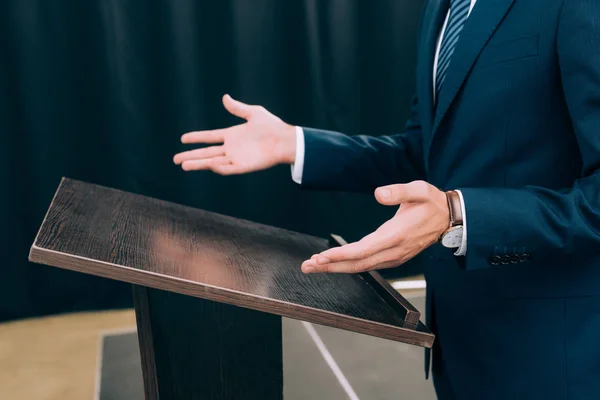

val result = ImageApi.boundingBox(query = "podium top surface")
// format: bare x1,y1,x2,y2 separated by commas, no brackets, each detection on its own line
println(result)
30,178,433,347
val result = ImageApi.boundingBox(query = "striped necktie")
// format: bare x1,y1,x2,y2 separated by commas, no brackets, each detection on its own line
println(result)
436,0,471,97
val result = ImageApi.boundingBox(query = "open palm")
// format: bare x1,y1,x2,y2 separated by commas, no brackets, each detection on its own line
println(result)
173,95,296,175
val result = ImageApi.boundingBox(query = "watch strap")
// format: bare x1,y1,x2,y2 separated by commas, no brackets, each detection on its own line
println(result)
446,190,463,227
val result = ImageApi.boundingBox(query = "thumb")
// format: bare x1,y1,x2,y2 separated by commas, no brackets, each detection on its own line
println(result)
223,94,252,119
375,181,432,206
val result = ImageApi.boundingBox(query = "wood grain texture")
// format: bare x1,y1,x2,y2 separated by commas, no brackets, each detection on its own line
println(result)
29,178,434,347
329,234,421,326
131,286,160,400
132,285,283,400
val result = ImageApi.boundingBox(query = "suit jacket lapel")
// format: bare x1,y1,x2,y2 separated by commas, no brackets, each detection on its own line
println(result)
417,0,450,139
430,0,516,139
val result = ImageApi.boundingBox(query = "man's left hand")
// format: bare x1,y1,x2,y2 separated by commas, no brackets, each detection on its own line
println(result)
301,181,451,274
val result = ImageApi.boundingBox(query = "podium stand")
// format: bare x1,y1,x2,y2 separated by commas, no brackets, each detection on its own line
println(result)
29,178,434,399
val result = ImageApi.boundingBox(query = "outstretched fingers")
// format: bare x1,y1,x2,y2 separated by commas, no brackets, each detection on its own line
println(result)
181,156,231,171
181,157,242,176
222,94,254,119
180,128,228,144
173,146,225,165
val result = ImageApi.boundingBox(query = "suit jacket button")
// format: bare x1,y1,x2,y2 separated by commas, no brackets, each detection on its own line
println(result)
500,255,511,265
510,254,520,264
521,254,530,262
490,255,502,265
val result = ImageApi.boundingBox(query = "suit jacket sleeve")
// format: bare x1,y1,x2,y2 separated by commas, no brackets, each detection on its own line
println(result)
298,95,426,193
458,0,600,271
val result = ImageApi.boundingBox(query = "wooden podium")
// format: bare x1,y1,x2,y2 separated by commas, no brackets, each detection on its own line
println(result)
29,178,434,399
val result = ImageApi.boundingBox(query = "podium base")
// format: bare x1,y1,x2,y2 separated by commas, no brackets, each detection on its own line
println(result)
132,285,283,400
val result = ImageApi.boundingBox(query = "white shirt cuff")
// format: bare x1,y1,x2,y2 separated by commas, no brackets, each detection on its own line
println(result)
290,126,305,184
454,189,467,256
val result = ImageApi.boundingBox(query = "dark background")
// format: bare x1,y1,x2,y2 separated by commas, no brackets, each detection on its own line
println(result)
0,0,426,322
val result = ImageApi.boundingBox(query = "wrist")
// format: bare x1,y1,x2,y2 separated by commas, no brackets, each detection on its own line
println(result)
276,123,297,165
436,189,452,235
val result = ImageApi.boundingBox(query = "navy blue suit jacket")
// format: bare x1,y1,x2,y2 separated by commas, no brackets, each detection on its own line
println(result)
299,0,600,398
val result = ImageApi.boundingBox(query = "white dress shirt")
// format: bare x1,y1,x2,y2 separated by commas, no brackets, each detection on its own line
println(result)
291,0,477,256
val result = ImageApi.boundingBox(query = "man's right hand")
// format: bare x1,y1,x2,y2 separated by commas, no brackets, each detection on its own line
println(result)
173,94,297,175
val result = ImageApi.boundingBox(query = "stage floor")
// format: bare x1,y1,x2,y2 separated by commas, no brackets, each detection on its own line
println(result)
0,290,434,400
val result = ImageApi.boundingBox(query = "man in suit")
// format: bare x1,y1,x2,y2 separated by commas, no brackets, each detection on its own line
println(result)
174,0,600,398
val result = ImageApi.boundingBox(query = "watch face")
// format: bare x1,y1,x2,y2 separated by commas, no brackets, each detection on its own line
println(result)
441,226,463,248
